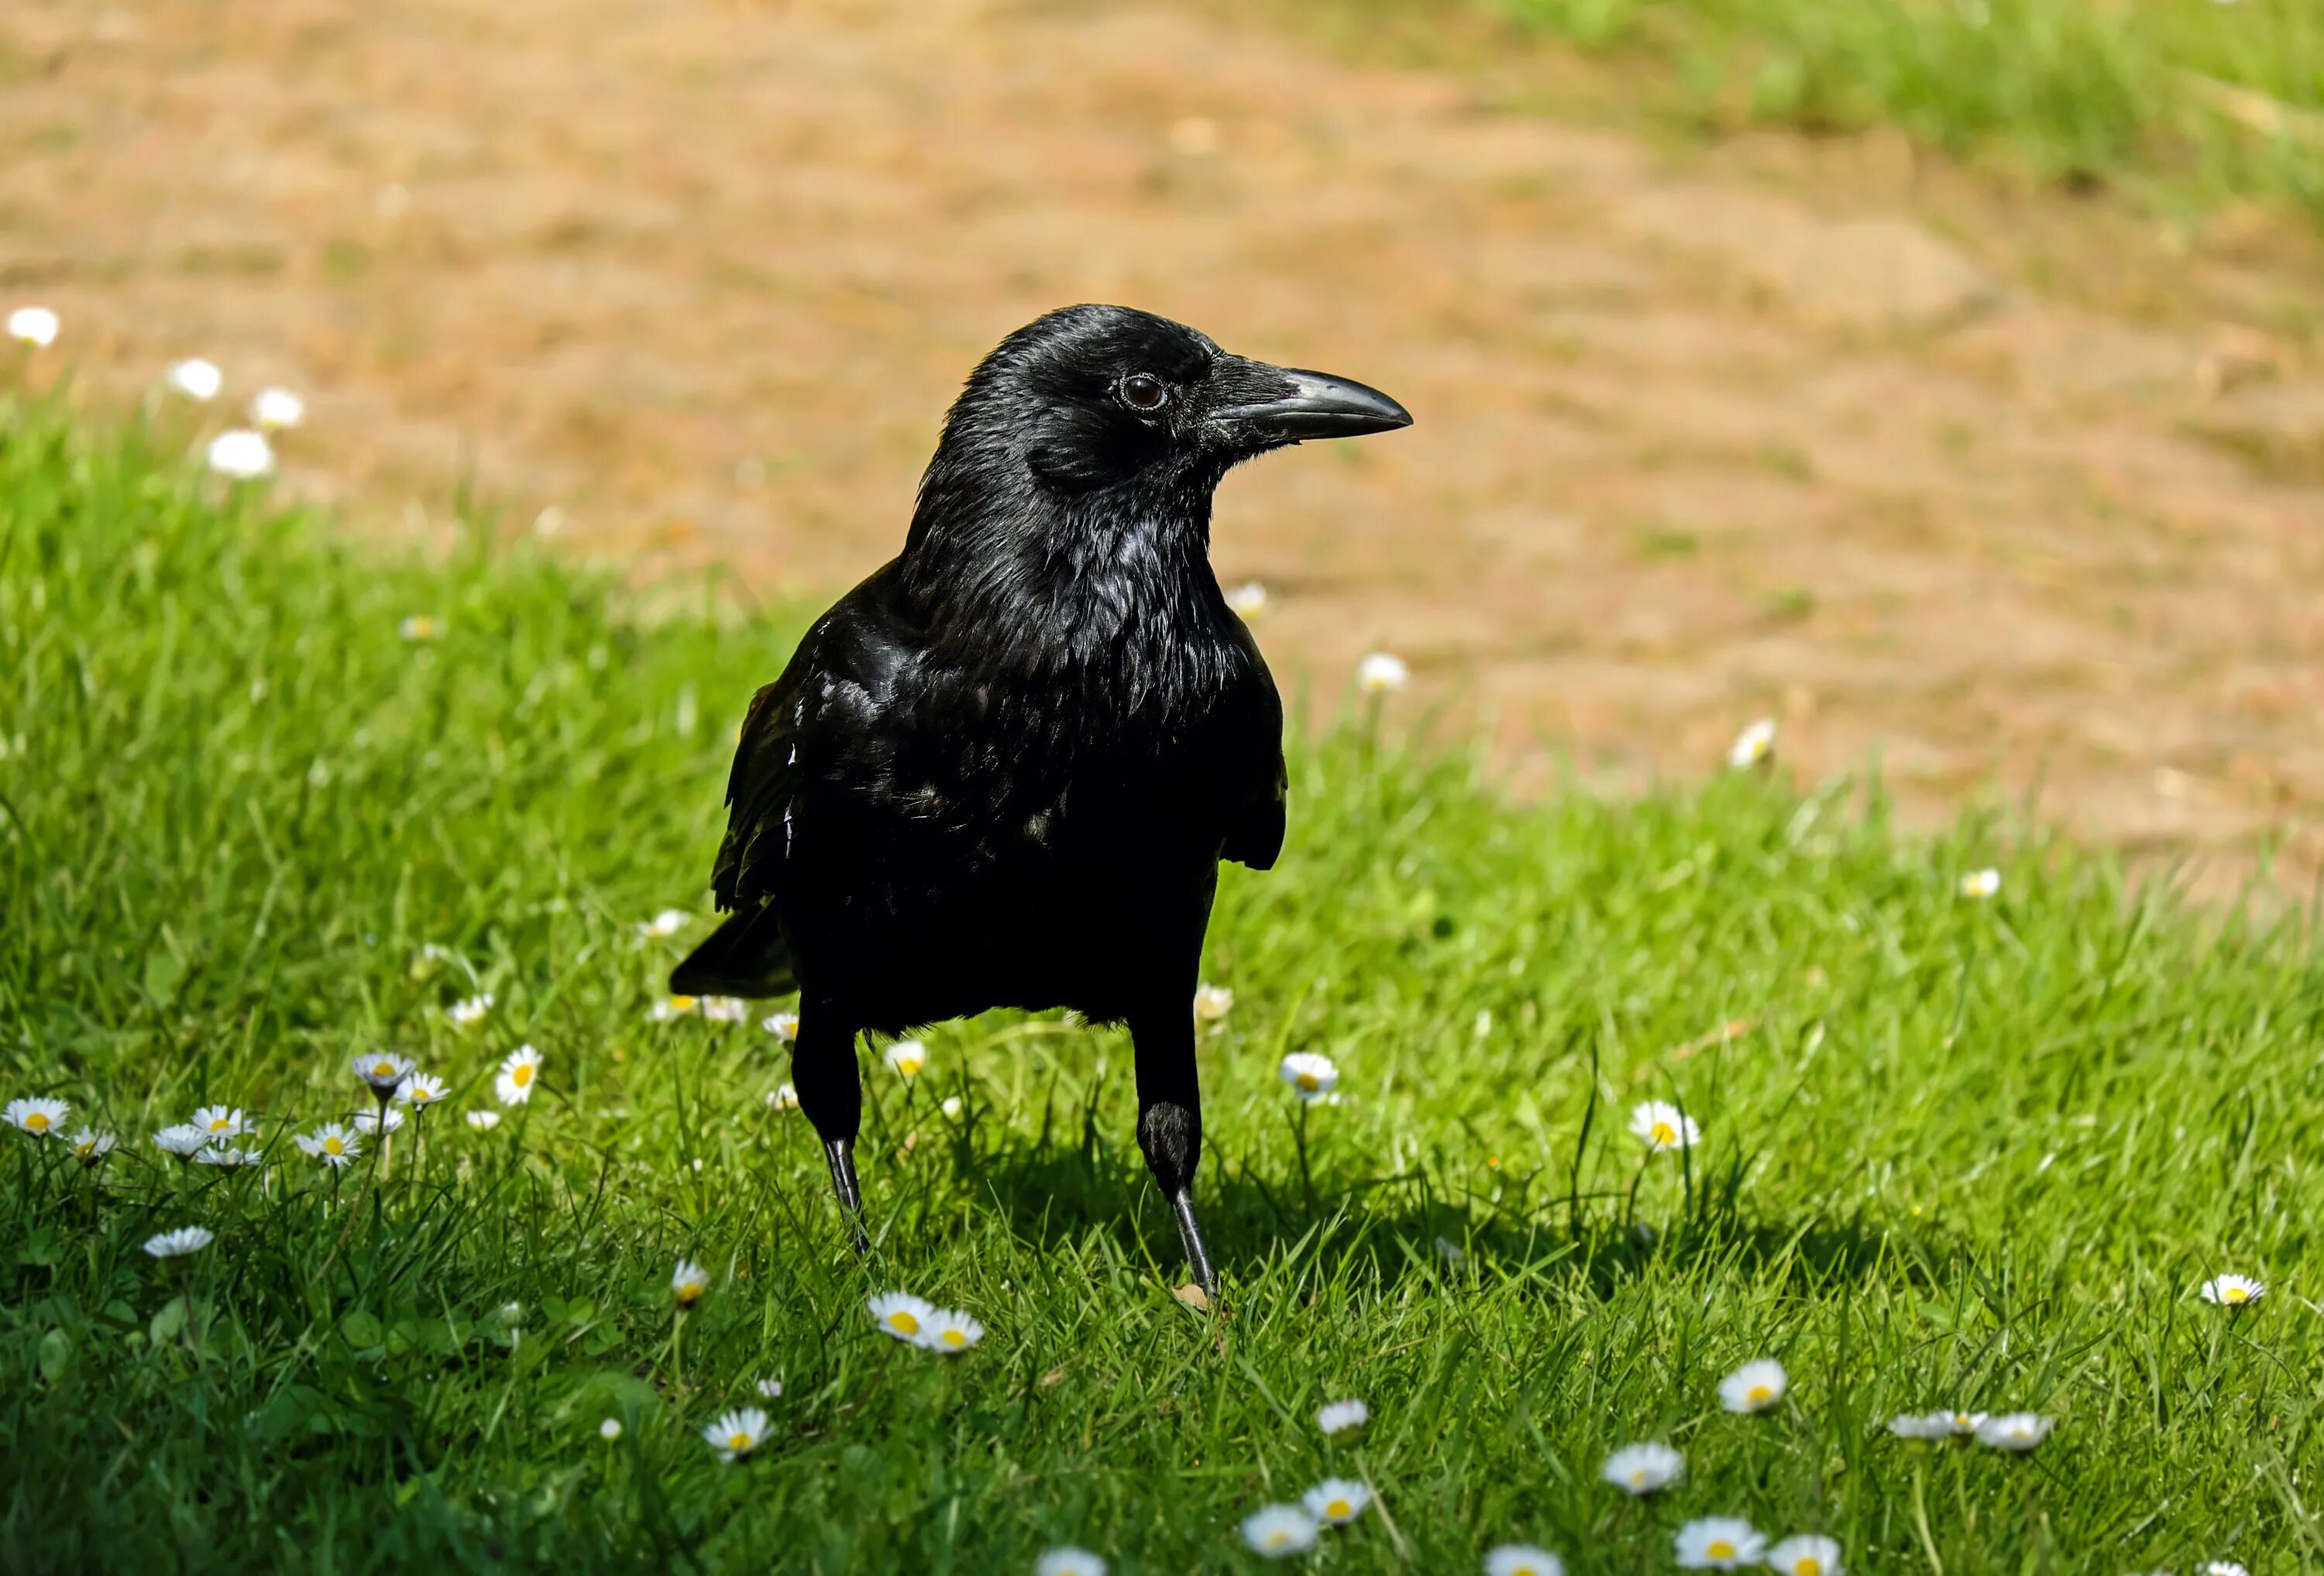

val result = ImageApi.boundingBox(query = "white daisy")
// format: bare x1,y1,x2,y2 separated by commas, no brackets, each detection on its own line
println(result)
918,1306,985,1354
69,1129,116,1165
464,1109,502,1131
1356,651,1409,693
1728,718,1777,768
5,1097,68,1138
167,359,223,400
448,992,494,1027
599,1417,623,1440
1975,1413,2054,1452
1600,1441,1683,1495
1675,1517,1766,1570
756,1377,784,1399
1317,1398,1369,1436
1226,582,1268,620
294,1123,361,1167
353,1107,405,1135
1240,1505,1318,1559
1719,1359,1788,1414
1886,1411,1984,1440
1959,868,2002,899
1765,1534,1843,1576
1301,1478,1370,1526
396,1073,448,1109
649,995,698,1021
940,1095,964,1118
638,908,689,939
144,1225,214,1258
251,386,305,429
153,1124,209,1158
206,429,274,479
398,615,442,642
1194,983,1235,1021
702,996,748,1024
2202,1563,2250,1576
762,1012,799,1041
672,1258,710,1309
1484,1546,1565,1576
868,1290,937,1343
1630,1100,1700,1154
7,306,60,347
765,1083,800,1112
195,1145,262,1168
354,1052,414,1094
191,1104,246,1141
1035,1549,1106,1576
1279,1052,1339,1103
2200,1273,2265,1309
702,1406,768,1461
885,1039,928,1080
1435,1235,1466,1265
495,1045,543,1105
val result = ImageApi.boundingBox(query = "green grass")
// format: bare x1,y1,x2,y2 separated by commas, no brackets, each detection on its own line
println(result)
2,395,2321,1574
1328,0,2324,224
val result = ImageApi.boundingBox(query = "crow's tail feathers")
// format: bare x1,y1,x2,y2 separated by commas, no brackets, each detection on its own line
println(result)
671,905,799,998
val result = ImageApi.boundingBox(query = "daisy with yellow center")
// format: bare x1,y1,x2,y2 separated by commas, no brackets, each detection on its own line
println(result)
918,1307,985,1354
1628,1100,1700,1154
638,908,689,939
153,1124,208,1159
1193,983,1235,1022
701,1406,768,1462
1356,652,1408,694
649,995,700,1022
399,616,442,642
1278,1052,1339,1104
1675,1517,1765,1570
1959,868,2002,900
495,1045,543,1106
2200,1273,2265,1309
672,1258,710,1310
1718,1358,1787,1414
251,387,304,430
294,1123,362,1168
69,1129,115,1166
1886,1410,1982,1440
1600,1441,1682,1495
868,1291,937,1342
192,1104,247,1141
1318,1399,1369,1436
1974,1413,2053,1452
1484,1545,1565,1576
885,1040,928,1080
1301,1478,1370,1526
5,1097,68,1138
354,1052,414,1094
396,1073,447,1108
1240,1505,1318,1559
1765,1535,1841,1576
1225,582,1268,620
702,997,748,1024
1035,1548,1107,1576
762,1013,799,1041
8,306,60,347
766,1083,800,1112
1728,717,1776,768
448,993,494,1026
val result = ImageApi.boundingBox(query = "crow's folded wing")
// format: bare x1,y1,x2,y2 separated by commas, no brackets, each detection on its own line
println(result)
1217,652,1287,872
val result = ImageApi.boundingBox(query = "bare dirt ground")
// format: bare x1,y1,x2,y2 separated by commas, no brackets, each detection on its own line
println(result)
10,0,2324,893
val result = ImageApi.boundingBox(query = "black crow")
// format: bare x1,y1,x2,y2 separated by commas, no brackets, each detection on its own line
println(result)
672,304,1410,1290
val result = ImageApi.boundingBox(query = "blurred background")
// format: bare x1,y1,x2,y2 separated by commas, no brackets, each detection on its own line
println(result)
8,0,2324,894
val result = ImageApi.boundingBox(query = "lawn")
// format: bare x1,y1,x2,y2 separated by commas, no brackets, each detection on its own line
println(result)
2,393,2319,1574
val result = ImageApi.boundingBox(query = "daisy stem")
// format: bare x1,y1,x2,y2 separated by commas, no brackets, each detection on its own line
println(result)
373,1088,394,1182
180,1261,203,1372
668,1308,687,1394
1294,1100,1316,1214
1622,1152,1650,1234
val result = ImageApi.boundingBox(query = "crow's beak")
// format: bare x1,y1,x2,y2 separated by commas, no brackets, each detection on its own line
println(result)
1209,362,1413,445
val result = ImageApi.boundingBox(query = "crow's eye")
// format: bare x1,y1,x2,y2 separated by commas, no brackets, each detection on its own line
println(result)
1119,373,1168,412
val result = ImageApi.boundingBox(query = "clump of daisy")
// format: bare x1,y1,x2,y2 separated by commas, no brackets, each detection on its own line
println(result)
1765,1534,1842,1576
649,994,700,1021
295,1123,361,1168
885,1040,928,1080
144,1225,214,1259
702,1407,768,1462
638,908,688,939
1718,1359,1787,1414
868,1291,936,1343
762,1012,799,1041
167,358,223,400
153,1124,209,1160
1226,582,1268,620
251,386,305,429
2200,1273,2264,1310
918,1306,985,1354
1975,1413,2053,1452
599,1418,623,1440
1886,1410,1982,1440
1959,867,2001,900
448,992,494,1027
1279,1051,1339,1104
1601,1441,1683,1495
69,1129,115,1167
1240,1505,1318,1559
5,1097,68,1138
1676,1517,1765,1570
1728,718,1776,769
8,305,60,347
1356,651,1409,694
1301,1479,1370,1526
1484,1545,1564,1576
672,1258,710,1310
1194,983,1235,1023
465,1109,502,1131
702,997,748,1024
495,1045,543,1106
766,1083,800,1112
1317,1398,1369,1437
1036,1549,1106,1576
206,428,275,479
1629,1100,1700,1154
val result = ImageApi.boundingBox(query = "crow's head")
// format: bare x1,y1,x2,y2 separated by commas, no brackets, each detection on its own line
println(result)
913,305,1410,534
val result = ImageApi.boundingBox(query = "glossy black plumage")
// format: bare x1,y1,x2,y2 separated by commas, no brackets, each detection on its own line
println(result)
673,304,1410,1287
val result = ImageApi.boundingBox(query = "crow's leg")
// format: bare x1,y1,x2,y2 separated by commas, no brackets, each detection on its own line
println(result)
792,1004,868,1255
1128,1003,1216,1295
